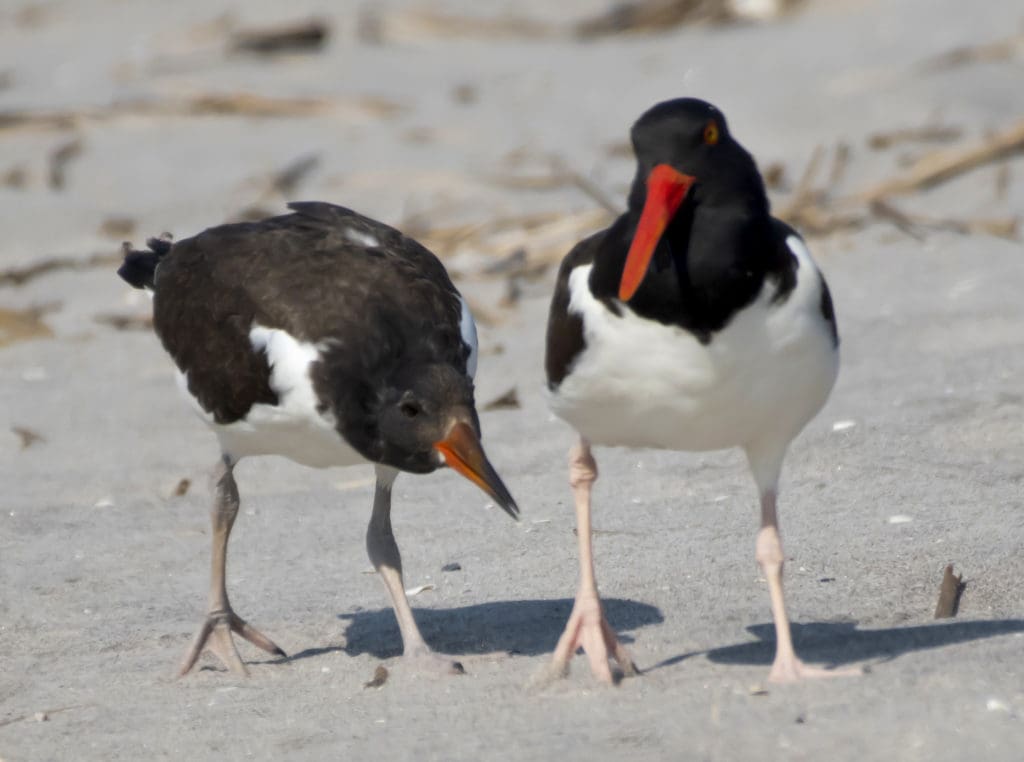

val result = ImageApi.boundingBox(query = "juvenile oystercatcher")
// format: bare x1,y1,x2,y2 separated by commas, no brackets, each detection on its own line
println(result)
544,98,855,683
118,201,518,676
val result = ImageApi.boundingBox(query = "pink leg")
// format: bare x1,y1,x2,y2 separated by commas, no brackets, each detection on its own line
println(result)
179,457,286,677
757,490,860,682
547,439,636,683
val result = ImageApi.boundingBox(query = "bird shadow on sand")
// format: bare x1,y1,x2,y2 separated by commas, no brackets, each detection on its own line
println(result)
646,618,1024,673
323,597,664,659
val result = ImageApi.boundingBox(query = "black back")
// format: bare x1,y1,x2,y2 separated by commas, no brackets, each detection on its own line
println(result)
150,202,470,435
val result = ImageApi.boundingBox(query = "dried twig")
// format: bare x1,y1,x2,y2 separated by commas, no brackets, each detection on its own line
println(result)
483,387,520,411
12,426,44,449
230,19,329,55
0,251,121,287
0,93,405,133
856,119,1024,201
575,0,733,39
934,564,966,618
916,33,1024,74
867,125,963,150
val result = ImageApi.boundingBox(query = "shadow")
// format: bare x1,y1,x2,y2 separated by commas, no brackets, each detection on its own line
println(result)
697,619,1024,669
337,597,664,659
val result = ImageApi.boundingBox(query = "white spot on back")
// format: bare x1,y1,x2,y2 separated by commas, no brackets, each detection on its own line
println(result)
344,228,379,248
459,296,478,379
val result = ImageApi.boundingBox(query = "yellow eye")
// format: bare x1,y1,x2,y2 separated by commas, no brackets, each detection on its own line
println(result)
703,121,719,146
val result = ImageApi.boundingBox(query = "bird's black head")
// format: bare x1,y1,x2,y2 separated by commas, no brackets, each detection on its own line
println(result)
620,98,767,301
360,362,518,519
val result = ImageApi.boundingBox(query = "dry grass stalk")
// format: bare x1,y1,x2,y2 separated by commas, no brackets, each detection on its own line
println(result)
916,33,1024,73
867,125,963,150
855,119,1024,202
0,93,405,133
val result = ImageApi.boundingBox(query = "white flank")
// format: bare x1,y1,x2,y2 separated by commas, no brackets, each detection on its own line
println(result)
459,296,479,379
176,325,366,469
548,237,838,464
344,228,379,248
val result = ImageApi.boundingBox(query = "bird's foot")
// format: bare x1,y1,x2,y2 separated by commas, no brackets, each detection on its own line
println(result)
401,645,465,676
768,654,863,684
178,609,286,677
540,593,637,685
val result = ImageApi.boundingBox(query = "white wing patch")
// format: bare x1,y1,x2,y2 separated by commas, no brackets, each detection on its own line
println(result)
173,325,365,469
344,228,379,248
459,296,478,379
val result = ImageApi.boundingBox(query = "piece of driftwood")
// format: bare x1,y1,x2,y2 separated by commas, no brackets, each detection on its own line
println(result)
358,6,555,44
230,19,329,55
855,119,1024,201
934,564,966,618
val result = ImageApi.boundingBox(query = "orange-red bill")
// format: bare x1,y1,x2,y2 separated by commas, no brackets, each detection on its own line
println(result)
618,164,696,302
434,422,519,519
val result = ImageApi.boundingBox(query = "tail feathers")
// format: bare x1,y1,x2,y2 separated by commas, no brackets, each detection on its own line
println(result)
117,234,173,290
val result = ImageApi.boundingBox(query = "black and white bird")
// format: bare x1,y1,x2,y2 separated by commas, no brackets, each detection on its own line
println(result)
119,201,518,676
544,98,855,683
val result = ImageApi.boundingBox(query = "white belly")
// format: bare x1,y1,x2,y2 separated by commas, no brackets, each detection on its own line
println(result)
175,326,366,469
549,238,838,453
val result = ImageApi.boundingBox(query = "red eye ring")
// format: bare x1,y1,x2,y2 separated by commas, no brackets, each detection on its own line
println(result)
703,121,719,146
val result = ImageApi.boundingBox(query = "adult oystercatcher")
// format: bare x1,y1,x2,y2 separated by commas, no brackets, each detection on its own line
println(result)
544,98,854,683
119,201,518,676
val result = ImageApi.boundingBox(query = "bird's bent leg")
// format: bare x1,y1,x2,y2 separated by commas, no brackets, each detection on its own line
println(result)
366,467,463,674
756,489,859,682
178,456,285,677
548,439,636,683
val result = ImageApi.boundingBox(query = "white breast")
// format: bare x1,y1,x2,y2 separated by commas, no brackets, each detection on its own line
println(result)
176,324,366,468
548,236,838,454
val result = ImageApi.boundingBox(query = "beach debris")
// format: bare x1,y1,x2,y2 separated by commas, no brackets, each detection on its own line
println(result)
98,216,136,238
363,665,389,689
441,562,462,572
916,32,1024,74
867,124,963,150
171,478,191,497
2,164,28,189
404,584,434,596
11,426,44,449
575,0,735,39
831,420,856,432
48,136,83,190
230,18,329,56
483,387,520,411
0,92,405,133
887,515,913,524
357,6,555,44
0,251,122,287
856,119,1024,202
0,306,54,347
94,312,154,331
762,162,786,190
934,564,965,619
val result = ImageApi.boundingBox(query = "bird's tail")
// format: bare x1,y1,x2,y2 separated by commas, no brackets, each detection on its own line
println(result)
116,234,173,291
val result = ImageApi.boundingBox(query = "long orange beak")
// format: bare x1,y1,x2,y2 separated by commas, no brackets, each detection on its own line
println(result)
618,164,696,302
434,422,519,519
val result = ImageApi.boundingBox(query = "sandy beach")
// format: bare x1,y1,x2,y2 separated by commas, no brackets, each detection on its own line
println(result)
2,0,1023,758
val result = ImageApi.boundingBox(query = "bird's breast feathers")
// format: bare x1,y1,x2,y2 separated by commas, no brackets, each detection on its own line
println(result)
548,235,838,452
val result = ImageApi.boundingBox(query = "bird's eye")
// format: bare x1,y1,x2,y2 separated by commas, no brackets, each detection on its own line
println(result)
400,401,421,419
703,120,720,146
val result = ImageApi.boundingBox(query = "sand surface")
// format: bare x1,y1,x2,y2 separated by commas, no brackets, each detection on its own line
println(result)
2,0,1023,759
